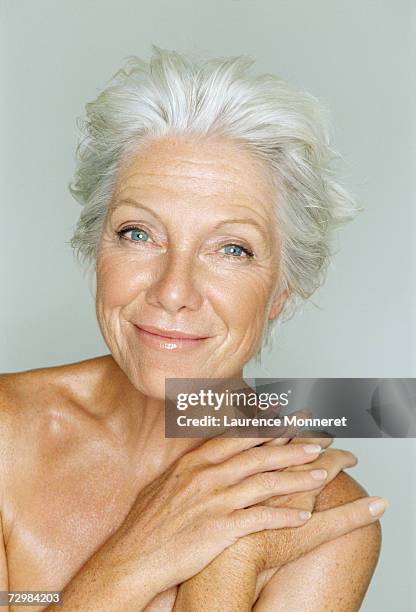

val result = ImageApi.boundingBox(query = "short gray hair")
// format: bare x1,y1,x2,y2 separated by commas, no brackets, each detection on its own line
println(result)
69,45,360,345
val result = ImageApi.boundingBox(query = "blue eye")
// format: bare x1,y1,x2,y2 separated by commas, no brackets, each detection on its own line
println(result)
130,228,149,242
117,226,150,242
223,244,253,258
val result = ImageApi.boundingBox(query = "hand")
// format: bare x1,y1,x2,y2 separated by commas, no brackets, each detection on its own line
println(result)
231,441,362,572
173,439,387,611
175,436,339,577
109,436,333,594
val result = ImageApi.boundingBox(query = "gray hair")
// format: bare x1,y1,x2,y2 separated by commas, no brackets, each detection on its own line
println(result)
69,45,360,348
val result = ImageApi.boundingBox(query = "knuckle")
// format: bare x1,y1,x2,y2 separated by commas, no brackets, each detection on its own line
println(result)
332,500,360,528
212,438,233,457
256,471,278,491
201,464,217,484
347,501,363,525
247,447,267,469
176,453,194,472
232,507,270,531
207,515,227,534
188,466,210,491
254,506,274,524
332,449,358,466
303,471,317,485
322,448,344,465
232,512,251,531
280,507,297,522
322,447,337,459
172,461,206,490
345,450,358,465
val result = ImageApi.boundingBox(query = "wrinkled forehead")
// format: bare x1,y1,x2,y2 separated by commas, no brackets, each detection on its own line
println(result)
110,135,279,220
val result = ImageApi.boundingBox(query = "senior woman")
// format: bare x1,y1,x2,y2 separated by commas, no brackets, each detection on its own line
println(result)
0,47,387,611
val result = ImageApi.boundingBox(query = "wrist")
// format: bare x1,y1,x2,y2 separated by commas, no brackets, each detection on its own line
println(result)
221,537,265,574
175,552,257,612
115,554,169,609
111,570,158,610
77,545,164,611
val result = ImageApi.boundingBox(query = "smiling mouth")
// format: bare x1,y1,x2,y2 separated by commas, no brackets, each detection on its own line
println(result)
133,324,211,350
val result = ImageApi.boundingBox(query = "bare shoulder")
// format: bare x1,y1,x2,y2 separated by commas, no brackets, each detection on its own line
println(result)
0,354,114,416
0,354,115,460
316,470,381,550
316,469,371,509
253,473,382,611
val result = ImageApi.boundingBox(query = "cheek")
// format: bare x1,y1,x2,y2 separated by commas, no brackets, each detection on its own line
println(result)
210,268,275,334
96,252,150,309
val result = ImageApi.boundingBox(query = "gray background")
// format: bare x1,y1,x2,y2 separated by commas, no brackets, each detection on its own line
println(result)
1,0,415,609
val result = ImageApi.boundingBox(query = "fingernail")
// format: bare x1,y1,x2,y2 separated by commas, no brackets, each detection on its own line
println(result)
368,498,389,517
303,444,321,454
310,469,327,481
299,510,312,520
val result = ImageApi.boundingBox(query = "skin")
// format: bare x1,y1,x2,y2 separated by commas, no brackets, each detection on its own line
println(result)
172,468,381,611
95,134,286,396
0,134,384,611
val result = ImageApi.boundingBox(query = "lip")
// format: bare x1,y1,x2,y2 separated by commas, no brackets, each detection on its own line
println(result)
133,324,210,351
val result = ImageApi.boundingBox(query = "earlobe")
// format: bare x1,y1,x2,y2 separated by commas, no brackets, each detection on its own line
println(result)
268,289,289,321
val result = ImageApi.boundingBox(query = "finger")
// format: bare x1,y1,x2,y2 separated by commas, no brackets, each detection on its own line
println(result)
216,442,323,484
305,496,388,548
260,496,388,570
228,505,313,538
288,436,334,450
191,437,276,464
263,437,291,447
311,448,357,480
225,468,328,509
283,448,357,487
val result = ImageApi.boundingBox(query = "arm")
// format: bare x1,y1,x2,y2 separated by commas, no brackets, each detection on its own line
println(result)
252,472,381,611
0,377,159,612
173,452,384,611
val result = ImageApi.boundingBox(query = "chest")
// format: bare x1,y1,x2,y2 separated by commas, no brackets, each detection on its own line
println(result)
5,447,163,598
3,442,272,612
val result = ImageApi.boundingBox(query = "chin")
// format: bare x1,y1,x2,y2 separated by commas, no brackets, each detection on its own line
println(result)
128,362,199,401
138,377,168,401
116,333,251,397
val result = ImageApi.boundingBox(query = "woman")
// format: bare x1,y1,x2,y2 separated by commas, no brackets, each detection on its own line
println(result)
0,46,387,611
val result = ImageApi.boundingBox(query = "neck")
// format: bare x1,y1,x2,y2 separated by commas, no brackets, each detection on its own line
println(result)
95,354,247,465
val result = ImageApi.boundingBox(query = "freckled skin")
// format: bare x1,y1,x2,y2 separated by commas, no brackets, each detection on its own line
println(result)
0,135,380,611
96,134,286,397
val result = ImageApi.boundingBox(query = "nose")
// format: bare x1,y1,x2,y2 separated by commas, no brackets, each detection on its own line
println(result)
145,248,203,313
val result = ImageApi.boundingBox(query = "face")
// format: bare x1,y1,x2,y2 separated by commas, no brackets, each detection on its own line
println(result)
96,134,288,398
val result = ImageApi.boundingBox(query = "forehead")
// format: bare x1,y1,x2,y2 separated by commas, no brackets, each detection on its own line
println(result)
112,135,277,215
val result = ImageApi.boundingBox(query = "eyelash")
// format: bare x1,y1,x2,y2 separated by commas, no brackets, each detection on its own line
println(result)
115,225,255,259
116,225,150,241
223,244,254,259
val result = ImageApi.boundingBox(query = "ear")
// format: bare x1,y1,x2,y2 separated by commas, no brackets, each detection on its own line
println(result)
268,288,290,321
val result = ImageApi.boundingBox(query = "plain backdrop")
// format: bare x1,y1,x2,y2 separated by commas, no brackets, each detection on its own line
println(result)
1,1,415,609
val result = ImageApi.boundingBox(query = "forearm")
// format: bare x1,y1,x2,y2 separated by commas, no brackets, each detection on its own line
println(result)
44,544,161,612
174,548,259,612
173,472,376,612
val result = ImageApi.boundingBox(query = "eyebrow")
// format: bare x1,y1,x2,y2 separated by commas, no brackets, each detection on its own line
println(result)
111,197,271,241
109,198,165,224
211,218,270,241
